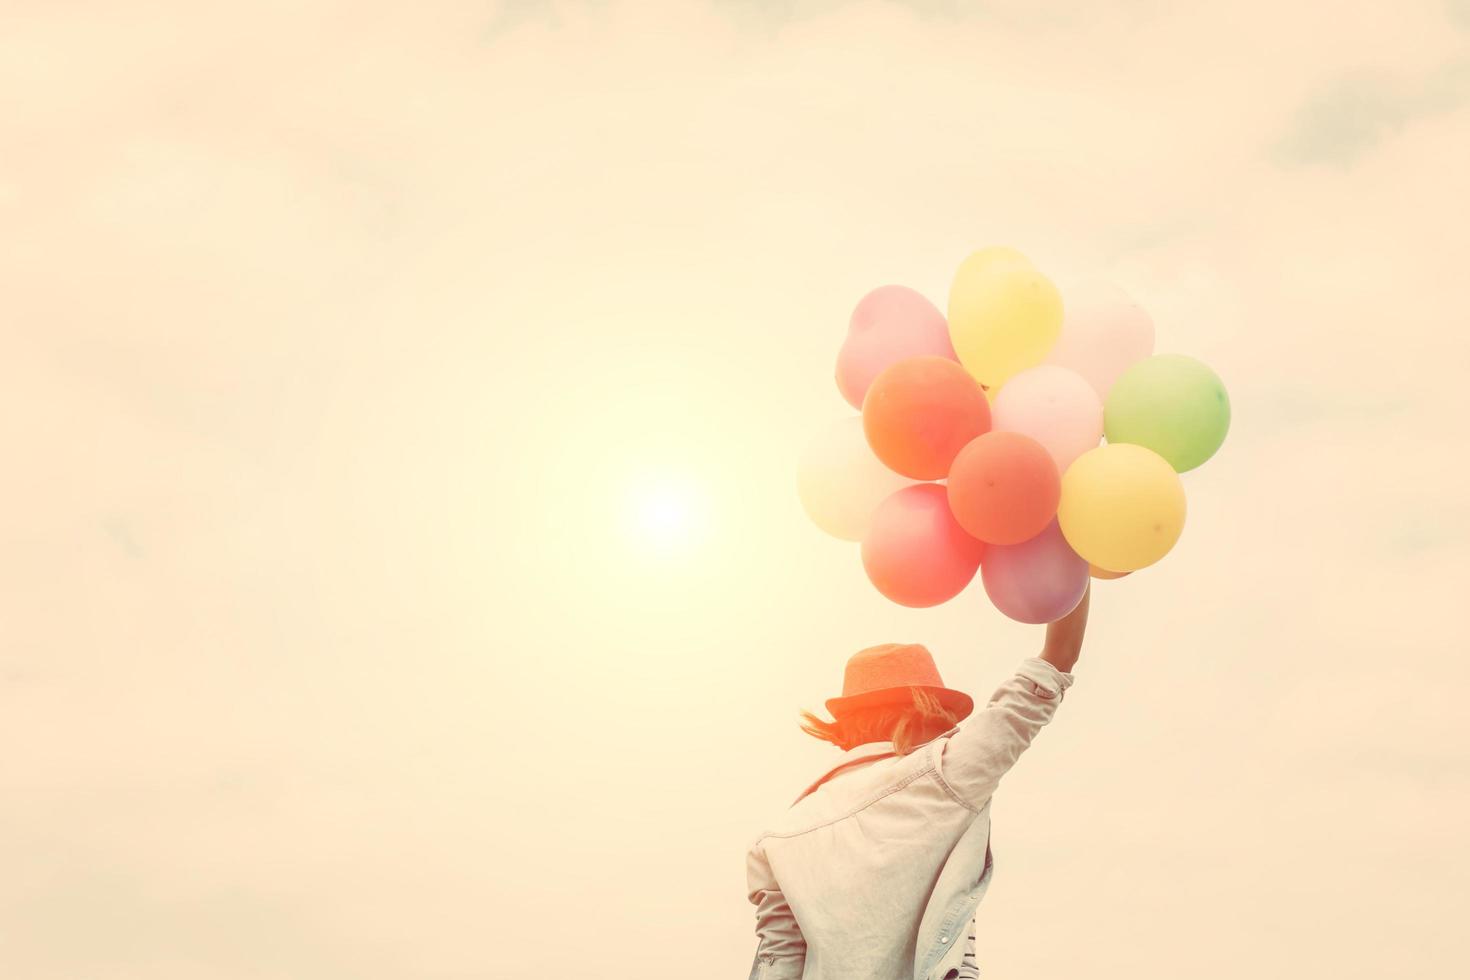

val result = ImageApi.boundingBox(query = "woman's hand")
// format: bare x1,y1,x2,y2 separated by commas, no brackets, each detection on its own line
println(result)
1039,581,1090,674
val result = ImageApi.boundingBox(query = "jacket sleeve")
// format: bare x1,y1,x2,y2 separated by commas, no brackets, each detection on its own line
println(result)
939,656,1074,809
746,839,806,980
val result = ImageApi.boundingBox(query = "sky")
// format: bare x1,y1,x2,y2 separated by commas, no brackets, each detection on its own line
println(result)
1,1,1468,977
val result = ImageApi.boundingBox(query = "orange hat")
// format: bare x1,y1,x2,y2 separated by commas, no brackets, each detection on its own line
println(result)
824,642,974,720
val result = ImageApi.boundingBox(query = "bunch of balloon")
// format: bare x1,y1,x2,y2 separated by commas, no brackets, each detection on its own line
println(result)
797,250,1230,623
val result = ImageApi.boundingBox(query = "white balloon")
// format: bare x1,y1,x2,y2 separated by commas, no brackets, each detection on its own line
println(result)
797,417,917,541
1046,281,1155,399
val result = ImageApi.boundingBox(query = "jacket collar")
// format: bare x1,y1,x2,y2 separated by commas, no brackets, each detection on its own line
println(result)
791,740,899,807
833,740,899,768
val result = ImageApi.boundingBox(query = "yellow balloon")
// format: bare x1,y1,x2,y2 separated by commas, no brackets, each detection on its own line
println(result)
954,245,1033,276
948,251,1063,389
1058,444,1185,572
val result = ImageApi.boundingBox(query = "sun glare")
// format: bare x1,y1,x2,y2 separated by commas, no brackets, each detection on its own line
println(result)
624,472,709,555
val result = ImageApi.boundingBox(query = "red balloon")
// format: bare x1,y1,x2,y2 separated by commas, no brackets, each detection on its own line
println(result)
862,356,991,479
861,484,986,607
947,431,1060,545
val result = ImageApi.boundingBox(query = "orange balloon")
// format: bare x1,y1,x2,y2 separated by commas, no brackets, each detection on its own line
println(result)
1089,564,1131,580
947,431,1060,545
862,356,991,480
862,484,986,607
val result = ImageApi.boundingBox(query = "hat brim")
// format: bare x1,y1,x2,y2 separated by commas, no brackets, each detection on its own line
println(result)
825,685,974,722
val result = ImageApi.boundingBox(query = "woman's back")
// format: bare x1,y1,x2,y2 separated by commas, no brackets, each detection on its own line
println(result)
757,738,981,978
746,653,1081,980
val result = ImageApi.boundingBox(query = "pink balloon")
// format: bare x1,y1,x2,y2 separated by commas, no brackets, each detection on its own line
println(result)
1046,282,1155,400
991,365,1103,474
836,286,957,410
981,518,1089,624
861,484,985,608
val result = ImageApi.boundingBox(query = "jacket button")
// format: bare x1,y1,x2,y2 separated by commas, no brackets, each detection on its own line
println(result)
939,936,949,943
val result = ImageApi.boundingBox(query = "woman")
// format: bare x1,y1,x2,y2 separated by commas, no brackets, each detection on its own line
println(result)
745,584,1090,980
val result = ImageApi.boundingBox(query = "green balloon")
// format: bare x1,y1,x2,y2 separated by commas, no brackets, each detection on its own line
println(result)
1104,355,1229,472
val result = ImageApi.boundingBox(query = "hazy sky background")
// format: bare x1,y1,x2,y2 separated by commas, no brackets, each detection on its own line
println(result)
2,1,1468,977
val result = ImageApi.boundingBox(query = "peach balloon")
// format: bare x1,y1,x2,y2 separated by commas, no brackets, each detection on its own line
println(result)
946,431,1060,545
797,417,918,542
1046,281,1155,400
862,356,991,480
1089,564,1131,580
991,365,1104,474
835,286,957,410
861,484,986,608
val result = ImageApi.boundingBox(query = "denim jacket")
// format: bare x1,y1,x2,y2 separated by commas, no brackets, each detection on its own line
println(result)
745,657,1075,980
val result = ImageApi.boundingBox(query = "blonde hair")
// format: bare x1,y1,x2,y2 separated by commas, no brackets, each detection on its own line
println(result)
799,687,960,756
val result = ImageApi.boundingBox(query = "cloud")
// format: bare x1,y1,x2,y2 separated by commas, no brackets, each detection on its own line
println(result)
482,0,561,38
1274,57,1470,166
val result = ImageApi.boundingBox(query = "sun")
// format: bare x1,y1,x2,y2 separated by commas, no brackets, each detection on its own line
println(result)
623,471,710,555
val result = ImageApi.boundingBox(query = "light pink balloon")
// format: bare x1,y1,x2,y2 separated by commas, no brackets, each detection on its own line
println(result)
861,484,985,608
991,365,1103,474
1046,281,1155,400
836,285,957,410
981,519,1089,624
